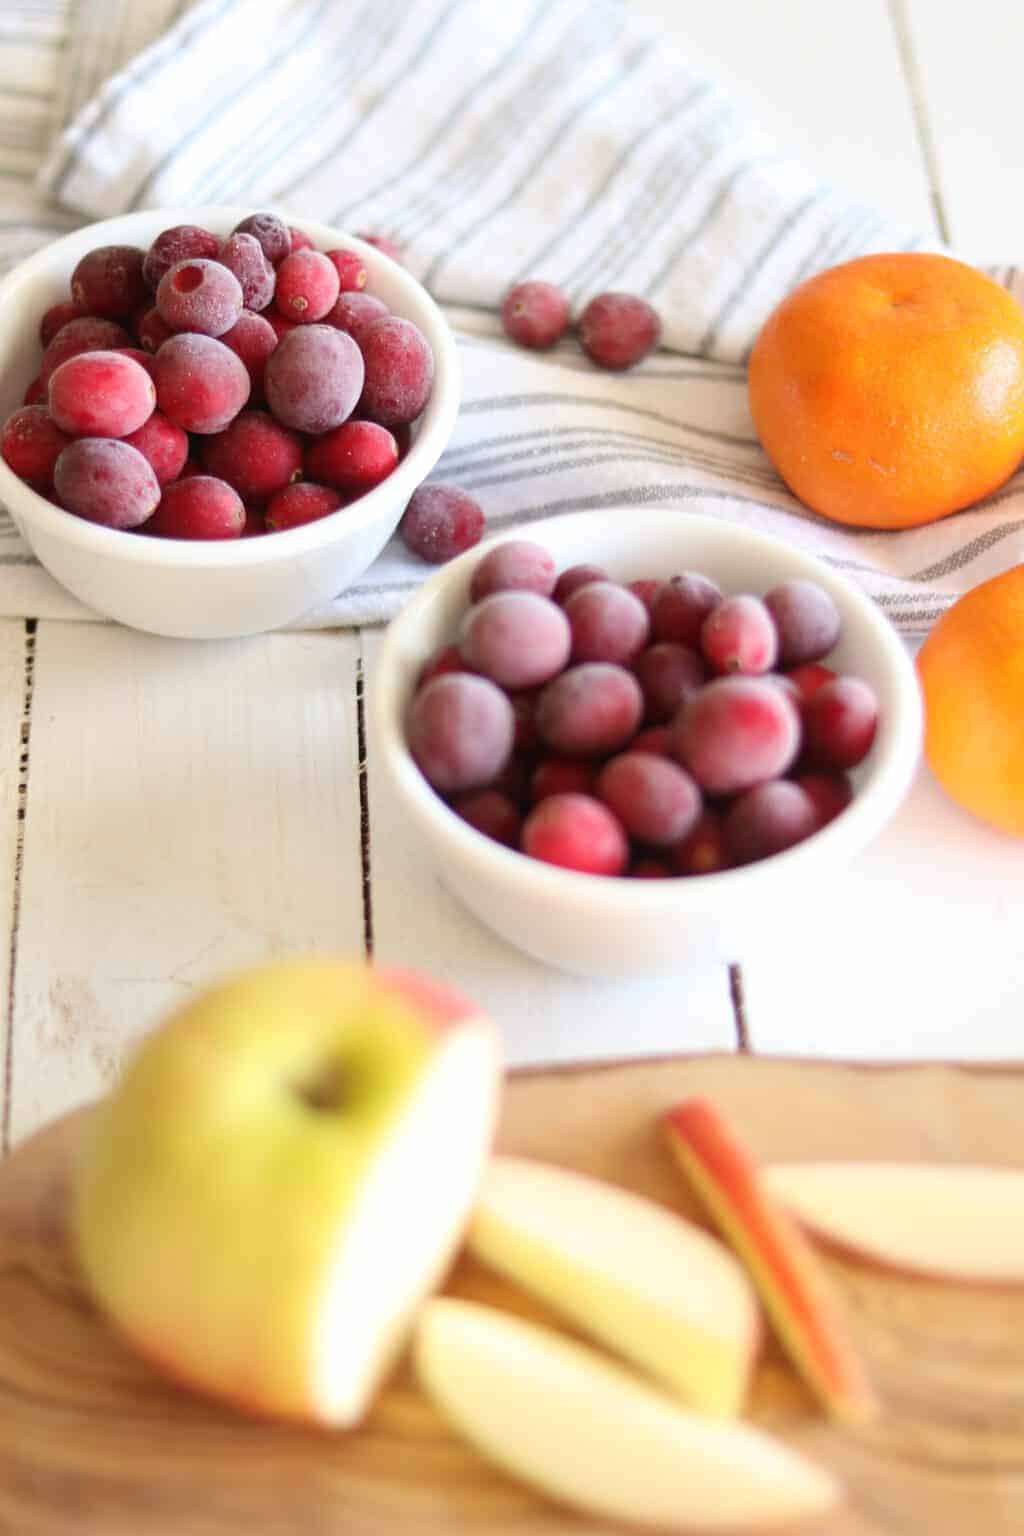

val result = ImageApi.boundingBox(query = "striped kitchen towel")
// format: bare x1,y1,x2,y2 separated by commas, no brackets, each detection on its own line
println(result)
1,0,1023,629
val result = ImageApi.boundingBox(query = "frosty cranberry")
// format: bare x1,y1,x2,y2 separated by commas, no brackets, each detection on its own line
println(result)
470,540,557,602
305,419,398,493
553,563,608,604
418,644,471,690
39,300,82,348
671,809,729,876
264,482,343,531
147,475,244,540
700,594,778,675
136,306,174,354
220,310,278,399
143,224,220,290
113,345,158,379
461,592,570,690
156,258,243,337
274,250,340,323
200,410,302,501
70,245,147,320
288,226,314,254
40,317,132,385
765,579,841,667
627,578,661,615
122,410,188,485
530,757,596,802
408,673,514,793
359,317,434,427
1,406,70,490
521,793,628,876
399,483,483,563
216,232,275,312
724,782,818,866
785,662,837,707
232,212,291,266
597,752,702,847
651,573,722,646
633,643,706,723
803,677,878,770
153,333,251,434
631,725,671,756
325,248,368,293
578,292,660,370
793,771,854,829
671,677,801,795
264,324,363,433
536,663,644,757
501,281,570,349
54,438,160,529
48,351,155,438
453,789,521,848
356,233,403,263
267,310,298,343
564,581,649,664
325,291,389,345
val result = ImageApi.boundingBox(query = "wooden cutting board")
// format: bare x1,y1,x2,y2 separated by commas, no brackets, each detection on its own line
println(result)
1,1053,1023,1535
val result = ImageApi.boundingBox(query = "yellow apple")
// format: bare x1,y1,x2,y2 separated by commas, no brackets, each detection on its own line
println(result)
416,1298,839,1529
74,960,502,1425
466,1155,759,1416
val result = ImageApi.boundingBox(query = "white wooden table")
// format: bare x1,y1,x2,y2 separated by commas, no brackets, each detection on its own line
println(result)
4,0,1023,1153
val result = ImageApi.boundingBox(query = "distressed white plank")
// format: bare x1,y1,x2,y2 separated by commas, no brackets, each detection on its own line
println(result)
900,0,1024,258
8,624,365,1145
0,622,29,1153
361,631,736,1068
631,0,938,236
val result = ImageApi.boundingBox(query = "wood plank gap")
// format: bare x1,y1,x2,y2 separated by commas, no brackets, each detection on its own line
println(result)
355,634,374,958
2,620,36,1158
887,0,951,242
728,963,750,1052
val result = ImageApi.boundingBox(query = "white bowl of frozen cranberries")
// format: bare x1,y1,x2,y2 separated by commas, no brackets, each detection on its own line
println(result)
0,207,459,638
375,508,922,979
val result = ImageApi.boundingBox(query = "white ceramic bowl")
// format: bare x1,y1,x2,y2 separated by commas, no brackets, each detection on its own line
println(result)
0,207,460,638
375,509,923,978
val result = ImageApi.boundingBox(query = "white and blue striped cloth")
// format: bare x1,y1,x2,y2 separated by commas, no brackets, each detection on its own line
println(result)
2,0,1024,629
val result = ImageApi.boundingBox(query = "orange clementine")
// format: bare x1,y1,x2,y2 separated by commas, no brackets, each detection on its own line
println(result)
917,565,1024,834
749,253,1024,530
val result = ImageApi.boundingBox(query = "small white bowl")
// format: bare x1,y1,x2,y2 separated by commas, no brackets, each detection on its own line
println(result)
0,207,460,639
374,509,923,978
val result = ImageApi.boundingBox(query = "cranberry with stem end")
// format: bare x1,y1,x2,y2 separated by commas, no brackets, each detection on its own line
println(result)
265,482,344,532
578,291,660,370
146,475,244,540
501,281,570,349
325,249,368,292
274,249,340,323
200,411,302,501
700,594,779,676
305,419,398,493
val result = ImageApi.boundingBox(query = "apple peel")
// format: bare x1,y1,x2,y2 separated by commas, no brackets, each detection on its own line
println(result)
663,1098,878,1425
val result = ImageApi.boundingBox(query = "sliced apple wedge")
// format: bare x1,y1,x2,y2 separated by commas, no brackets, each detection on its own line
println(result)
664,1098,877,1425
466,1155,759,1416
416,1298,839,1530
764,1162,1024,1285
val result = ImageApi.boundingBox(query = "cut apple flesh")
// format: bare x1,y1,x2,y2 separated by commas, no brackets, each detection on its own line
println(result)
466,1155,759,1416
416,1298,839,1530
764,1162,1024,1285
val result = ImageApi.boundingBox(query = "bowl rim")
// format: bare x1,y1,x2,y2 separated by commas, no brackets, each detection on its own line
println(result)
374,507,924,910
0,205,461,567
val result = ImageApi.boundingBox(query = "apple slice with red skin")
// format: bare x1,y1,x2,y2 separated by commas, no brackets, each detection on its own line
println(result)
663,1097,878,1425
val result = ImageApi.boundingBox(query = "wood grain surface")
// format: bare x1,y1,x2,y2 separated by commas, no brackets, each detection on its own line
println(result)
1,1054,1023,1535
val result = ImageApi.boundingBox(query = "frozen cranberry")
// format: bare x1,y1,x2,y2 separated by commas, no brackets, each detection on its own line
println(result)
288,226,314,254
470,540,557,602
153,333,251,434
232,212,291,266
631,725,672,756
785,662,838,707
461,592,570,690
113,345,158,379
356,233,403,264
725,782,818,866
701,594,779,675
143,225,220,290
22,376,46,406
521,793,628,876
671,678,801,795
803,677,878,770
264,324,363,433
325,291,389,345
501,281,570,349
274,249,339,323
147,474,244,540
537,663,644,758
418,644,471,689
765,580,841,667
156,258,243,337
39,299,82,348
651,573,722,646
408,673,514,794
305,419,397,493
597,753,702,847
266,309,298,343
264,481,343,532
671,809,729,876
220,310,278,400
578,291,660,370
453,789,521,848
565,581,650,664
216,232,275,312
200,410,302,501
48,351,155,438
634,643,706,723
553,563,609,604
40,317,132,385
793,771,854,829
627,578,661,615
54,438,160,529
530,757,595,802
122,410,188,485
1,406,70,490
136,306,174,354
325,248,368,293
400,483,483,563
70,245,147,320
359,317,434,426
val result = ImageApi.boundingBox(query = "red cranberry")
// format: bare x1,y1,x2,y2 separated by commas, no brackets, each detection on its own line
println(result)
596,752,702,847
671,809,729,876
356,233,403,264
220,310,278,399
113,345,158,379
122,410,188,485
325,249,368,293
143,225,220,290
325,291,389,345
470,540,557,602
40,317,132,385
536,663,644,758
724,781,818,866
48,351,155,438
264,325,364,434
1,406,70,490
627,578,662,615
274,250,340,323
288,226,314,254
453,789,521,848
70,245,147,320
22,376,46,406
216,232,275,312
266,309,298,343
156,258,243,337
153,333,251,434
231,213,291,266
631,725,672,756
803,677,878,770
634,643,706,723
501,281,570,349
136,306,174,353
147,474,244,540
651,573,722,646
793,771,854,829
418,644,471,689
530,757,596,802
521,793,628,876
200,411,302,501
305,419,398,493
265,482,343,531
553,563,609,604
39,300,82,347
54,438,160,529
359,317,434,427
578,292,660,370
400,484,484,563
671,678,801,795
